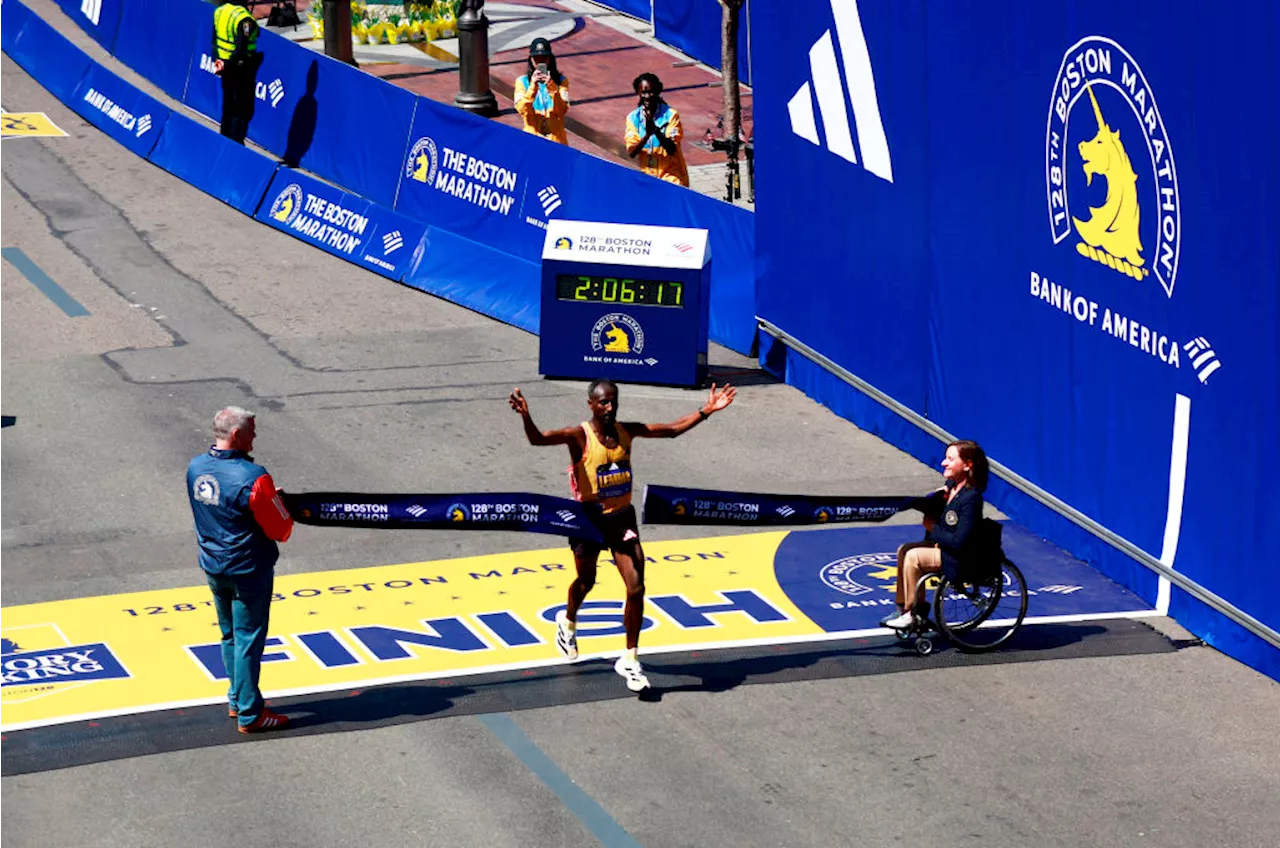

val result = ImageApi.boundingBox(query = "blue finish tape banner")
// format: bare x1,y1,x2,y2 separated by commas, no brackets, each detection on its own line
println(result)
255,168,426,280
112,0,206,100
147,111,278,216
282,492,604,543
69,62,169,158
2,0,94,104
643,484,920,527
752,0,1280,679
57,0,123,51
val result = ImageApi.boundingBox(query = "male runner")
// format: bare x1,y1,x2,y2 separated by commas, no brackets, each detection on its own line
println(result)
508,379,736,691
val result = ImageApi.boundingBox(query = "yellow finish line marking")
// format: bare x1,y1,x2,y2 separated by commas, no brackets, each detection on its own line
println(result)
3,532,832,731
1,112,69,138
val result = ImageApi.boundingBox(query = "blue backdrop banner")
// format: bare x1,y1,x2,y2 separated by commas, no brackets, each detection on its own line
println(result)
654,0,751,85
147,111,278,216
112,0,206,100
596,0,651,21
752,0,1279,678
69,62,169,159
56,0,123,51
255,168,427,281
2,0,94,104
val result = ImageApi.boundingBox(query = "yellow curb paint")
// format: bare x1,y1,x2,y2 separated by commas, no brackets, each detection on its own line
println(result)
2,532,819,731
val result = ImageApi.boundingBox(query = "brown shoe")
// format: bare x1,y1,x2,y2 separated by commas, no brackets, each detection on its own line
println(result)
238,708,290,734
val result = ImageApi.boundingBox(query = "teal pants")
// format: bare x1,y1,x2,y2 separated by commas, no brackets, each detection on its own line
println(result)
206,569,274,727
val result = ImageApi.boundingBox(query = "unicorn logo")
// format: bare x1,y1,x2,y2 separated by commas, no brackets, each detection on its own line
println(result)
1072,83,1146,280
603,323,630,353
1046,38,1181,297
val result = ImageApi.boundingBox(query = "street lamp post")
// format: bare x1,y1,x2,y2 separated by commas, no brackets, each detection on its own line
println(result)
454,0,498,117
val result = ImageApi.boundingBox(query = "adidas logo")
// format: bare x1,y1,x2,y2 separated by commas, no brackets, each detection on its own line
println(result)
556,510,576,523
268,79,286,108
776,505,796,517
136,114,152,137
80,0,102,26
537,186,562,216
382,230,404,254
406,505,427,518
787,0,893,183
1183,337,1222,384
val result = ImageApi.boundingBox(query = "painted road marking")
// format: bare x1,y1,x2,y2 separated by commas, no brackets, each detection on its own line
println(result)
480,713,642,848
1,112,69,138
0,525,1154,732
1,248,90,317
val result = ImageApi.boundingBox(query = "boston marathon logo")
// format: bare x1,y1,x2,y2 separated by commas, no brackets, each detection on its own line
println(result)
589,313,647,365
268,184,368,255
819,552,898,598
406,135,518,215
1030,37,1217,380
1046,37,1180,295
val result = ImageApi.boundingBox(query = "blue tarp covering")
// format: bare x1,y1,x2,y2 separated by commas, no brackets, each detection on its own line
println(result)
2,0,94,103
654,0,751,86
752,0,1280,679
147,110,278,215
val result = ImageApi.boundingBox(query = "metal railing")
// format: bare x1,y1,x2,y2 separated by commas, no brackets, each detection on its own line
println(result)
757,316,1280,651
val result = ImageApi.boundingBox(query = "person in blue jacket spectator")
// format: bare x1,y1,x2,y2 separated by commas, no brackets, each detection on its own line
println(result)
187,406,294,733
883,440,989,630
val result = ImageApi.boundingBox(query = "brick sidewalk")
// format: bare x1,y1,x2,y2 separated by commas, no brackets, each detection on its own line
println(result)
262,0,754,207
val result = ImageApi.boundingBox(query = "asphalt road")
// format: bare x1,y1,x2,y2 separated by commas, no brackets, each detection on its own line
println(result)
3,11,1279,847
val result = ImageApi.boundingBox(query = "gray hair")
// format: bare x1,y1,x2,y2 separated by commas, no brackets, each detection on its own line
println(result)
212,406,255,440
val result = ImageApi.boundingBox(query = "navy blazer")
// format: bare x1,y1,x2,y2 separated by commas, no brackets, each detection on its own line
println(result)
925,485,984,577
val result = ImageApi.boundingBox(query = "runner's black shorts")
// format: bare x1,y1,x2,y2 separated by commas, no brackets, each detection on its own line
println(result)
569,504,642,558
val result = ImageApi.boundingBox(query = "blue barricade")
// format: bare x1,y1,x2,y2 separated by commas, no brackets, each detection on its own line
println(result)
69,62,169,158
182,25,417,208
56,0,123,52
654,0,752,85
596,0,652,21
183,27,309,159
255,168,427,281
402,226,541,332
147,111,278,216
112,0,206,100
2,0,94,104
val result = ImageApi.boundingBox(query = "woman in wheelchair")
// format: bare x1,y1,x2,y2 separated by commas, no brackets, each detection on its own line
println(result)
882,440,990,631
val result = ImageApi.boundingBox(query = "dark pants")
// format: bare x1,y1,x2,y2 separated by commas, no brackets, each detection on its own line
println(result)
219,63,257,144
206,568,274,726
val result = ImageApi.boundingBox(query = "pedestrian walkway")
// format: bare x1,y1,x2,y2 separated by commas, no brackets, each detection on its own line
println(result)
261,0,755,208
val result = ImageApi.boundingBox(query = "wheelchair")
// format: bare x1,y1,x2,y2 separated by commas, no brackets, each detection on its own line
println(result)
893,555,1028,656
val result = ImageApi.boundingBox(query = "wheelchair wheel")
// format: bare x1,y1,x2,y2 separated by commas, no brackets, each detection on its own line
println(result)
932,559,1028,652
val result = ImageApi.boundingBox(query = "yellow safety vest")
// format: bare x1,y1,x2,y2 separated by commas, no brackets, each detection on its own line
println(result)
214,4,257,61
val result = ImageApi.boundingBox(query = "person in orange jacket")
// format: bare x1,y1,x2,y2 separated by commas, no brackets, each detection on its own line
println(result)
625,72,689,186
514,38,570,145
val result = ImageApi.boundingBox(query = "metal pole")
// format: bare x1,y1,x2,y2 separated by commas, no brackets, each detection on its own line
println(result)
454,1,498,117
322,0,355,66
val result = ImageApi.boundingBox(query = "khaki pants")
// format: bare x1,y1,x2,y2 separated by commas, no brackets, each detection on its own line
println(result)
895,542,942,611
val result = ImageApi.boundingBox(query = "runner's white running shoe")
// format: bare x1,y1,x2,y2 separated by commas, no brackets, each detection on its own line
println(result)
614,656,650,692
555,610,579,661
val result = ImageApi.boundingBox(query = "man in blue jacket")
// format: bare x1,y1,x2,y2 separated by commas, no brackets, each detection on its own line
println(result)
188,406,294,733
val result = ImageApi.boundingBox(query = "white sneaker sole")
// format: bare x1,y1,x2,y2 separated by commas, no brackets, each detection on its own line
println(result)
614,659,650,692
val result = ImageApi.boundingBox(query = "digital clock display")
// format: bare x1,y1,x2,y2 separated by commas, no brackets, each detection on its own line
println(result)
556,274,685,308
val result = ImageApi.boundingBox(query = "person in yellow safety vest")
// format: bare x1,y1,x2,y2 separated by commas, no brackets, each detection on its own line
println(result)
513,38,570,145
625,72,689,187
212,0,263,144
